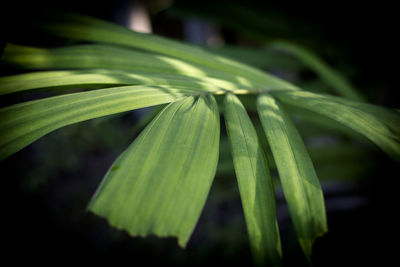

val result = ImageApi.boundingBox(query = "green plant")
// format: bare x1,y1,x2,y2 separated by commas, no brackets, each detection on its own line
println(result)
1,11,399,266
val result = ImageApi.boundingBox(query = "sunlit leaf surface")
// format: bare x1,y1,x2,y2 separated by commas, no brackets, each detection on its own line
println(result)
257,93,327,260
273,90,400,160
224,93,281,265
0,68,222,96
28,12,301,91
88,94,220,247
0,85,187,159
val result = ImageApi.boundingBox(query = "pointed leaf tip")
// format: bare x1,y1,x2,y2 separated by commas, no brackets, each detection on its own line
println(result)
224,93,282,265
257,93,328,260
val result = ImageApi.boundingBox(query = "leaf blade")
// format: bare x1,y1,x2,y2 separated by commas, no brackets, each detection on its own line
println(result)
257,93,327,260
0,68,221,96
272,90,400,160
1,44,259,92
0,85,187,159
88,94,220,247
224,93,281,265
25,12,301,91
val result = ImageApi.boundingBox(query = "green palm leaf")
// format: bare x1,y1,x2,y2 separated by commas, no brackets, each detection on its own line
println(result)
1,44,255,90
257,93,327,261
224,93,281,265
88,94,220,247
0,85,188,159
0,69,223,96
1,10,398,265
27,12,301,91
273,90,400,160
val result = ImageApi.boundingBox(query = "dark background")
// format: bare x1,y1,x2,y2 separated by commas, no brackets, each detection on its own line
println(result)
1,0,398,266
